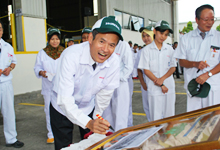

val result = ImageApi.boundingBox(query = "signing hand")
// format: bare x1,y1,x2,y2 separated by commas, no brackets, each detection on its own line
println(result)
86,118,110,135
39,71,47,78
196,72,209,85
2,67,11,76
196,61,209,70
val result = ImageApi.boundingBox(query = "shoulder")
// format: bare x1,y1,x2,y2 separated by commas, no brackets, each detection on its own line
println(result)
2,39,13,49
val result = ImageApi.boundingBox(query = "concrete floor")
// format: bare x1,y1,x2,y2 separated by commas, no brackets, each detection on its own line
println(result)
0,76,186,150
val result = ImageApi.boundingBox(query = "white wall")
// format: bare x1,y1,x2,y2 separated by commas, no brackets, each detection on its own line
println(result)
23,17,46,52
12,54,42,95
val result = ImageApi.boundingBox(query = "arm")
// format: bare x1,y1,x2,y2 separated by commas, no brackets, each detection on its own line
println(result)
196,63,220,85
2,63,16,76
34,50,46,78
154,67,176,86
138,69,147,91
120,41,133,81
179,59,209,69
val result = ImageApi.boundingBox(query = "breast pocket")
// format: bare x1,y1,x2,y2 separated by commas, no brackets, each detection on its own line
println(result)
149,59,158,74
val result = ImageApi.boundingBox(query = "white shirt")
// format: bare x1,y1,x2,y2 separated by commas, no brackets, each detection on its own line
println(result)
138,41,176,96
0,39,17,83
114,40,133,82
173,28,220,90
134,48,147,82
51,42,120,128
34,49,61,95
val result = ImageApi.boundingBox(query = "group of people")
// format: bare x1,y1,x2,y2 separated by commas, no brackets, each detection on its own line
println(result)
0,4,220,150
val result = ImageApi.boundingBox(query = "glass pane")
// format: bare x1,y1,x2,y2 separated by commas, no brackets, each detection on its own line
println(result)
114,10,122,27
131,16,140,31
138,17,144,28
123,13,131,30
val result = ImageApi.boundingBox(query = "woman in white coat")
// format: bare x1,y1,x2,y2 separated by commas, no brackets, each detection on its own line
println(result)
34,28,65,143
138,20,176,121
134,26,154,122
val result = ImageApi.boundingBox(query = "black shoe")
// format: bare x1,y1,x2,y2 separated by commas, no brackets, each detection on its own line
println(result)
6,140,24,148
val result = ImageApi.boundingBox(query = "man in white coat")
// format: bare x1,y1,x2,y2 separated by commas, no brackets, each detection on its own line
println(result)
174,4,220,112
0,20,24,148
50,16,122,150
102,40,133,131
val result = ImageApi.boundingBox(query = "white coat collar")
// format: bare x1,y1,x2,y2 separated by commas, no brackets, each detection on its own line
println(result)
79,42,110,69
150,40,168,51
0,38,6,46
192,28,213,37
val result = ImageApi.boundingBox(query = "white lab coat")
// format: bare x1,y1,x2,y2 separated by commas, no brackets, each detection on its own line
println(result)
34,49,61,138
51,42,120,129
134,48,151,122
174,28,220,112
138,41,176,121
0,39,18,144
102,40,134,131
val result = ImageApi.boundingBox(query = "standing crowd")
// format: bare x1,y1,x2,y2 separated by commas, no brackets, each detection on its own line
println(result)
0,4,220,150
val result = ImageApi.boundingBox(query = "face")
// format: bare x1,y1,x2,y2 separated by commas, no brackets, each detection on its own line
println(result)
139,46,142,50
133,45,138,49
49,34,60,48
153,29,169,44
196,8,215,32
142,32,153,45
0,23,3,39
67,41,74,46
173,43,178,49
88,32,119,63
82,33,89,42
129,43,132,47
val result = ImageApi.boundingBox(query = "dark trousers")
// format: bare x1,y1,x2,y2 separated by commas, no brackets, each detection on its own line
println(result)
50,103,93,150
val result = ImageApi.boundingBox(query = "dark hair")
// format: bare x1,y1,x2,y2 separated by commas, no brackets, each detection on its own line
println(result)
153,27,168,39
48,32,61,41
173,42,178,45
0,19,3,29
92,29,99,40
92,29,120,45
195,4,214,19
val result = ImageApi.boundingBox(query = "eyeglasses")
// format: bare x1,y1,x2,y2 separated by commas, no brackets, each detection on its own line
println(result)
200,17,217,22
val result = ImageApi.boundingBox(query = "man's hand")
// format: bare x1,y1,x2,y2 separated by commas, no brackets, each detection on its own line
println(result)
196,72,209,85
141,82,147,91
161,85,168,94
195,61,209,70
86,118,110,134
39,71,47,78
154,77,165,86
2,67,11,76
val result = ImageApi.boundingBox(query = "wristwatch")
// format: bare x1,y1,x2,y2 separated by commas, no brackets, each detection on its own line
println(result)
9,66,13,71
208,71,212,77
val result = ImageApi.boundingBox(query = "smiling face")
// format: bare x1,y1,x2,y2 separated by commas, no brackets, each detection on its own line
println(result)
142,32,153,45
88,32,119,63
49,34,60,48
196,8,215,32
153,29,169,44
0,23,3,40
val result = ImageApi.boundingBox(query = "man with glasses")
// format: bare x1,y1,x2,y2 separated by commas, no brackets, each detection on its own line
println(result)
174,4,220,112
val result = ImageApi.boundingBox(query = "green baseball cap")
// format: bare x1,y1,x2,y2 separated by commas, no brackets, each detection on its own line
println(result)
155,20,173,34
128,41,132,44
187,79,210,98
47,27,61,36
82,27,92,34
139,26,154,33
92,16,123,41
134,43,138,46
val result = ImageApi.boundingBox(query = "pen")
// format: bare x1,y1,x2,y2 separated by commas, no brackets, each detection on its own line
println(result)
96,114,115,131
197,60,206,73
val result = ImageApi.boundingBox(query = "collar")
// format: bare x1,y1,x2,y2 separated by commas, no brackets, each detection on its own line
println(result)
192,28,213,37
150,40,168,51
79,42,109,69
